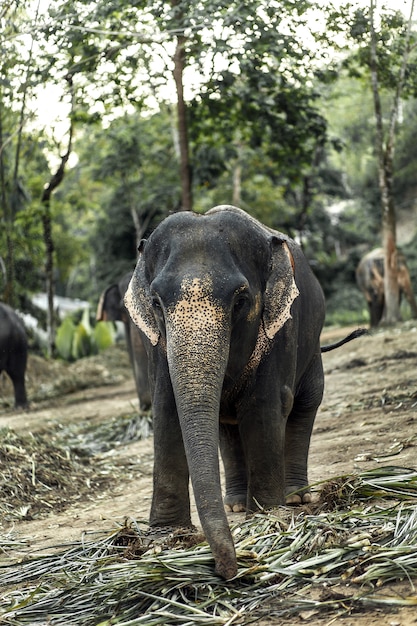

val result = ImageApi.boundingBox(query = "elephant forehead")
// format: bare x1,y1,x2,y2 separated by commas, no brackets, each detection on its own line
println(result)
166,276,226,331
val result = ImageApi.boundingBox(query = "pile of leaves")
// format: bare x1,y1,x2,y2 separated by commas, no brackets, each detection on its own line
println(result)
59,411,153,456
1,467,417,625
0,428,115,520
0,411,152,520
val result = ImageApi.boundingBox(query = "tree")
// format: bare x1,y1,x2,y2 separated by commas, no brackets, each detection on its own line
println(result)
326,0,417,324
39,75,75,356
41,0,334,214
369,0,416,323
1,2,82,352
0,1,36,306
71,108,180,292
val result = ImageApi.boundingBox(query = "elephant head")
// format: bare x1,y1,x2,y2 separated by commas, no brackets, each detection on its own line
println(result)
124,206,300,579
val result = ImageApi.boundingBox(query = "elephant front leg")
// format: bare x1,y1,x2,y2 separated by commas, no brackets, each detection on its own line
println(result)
239,403,287,513
150,378,192,529
219,422,247,513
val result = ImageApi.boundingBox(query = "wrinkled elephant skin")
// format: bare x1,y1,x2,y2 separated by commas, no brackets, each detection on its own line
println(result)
356,248,417,327
0,302,28,408
96,273,151,411
124,206,326,579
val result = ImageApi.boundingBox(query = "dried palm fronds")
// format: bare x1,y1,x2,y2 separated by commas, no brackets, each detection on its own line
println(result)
0,532,30,555
0,427,117,520
317,465,417,509
0,411,152,520
60,412,153,456
1,467,416,625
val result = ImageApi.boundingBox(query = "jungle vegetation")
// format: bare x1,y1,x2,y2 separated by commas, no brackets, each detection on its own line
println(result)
1,0,417,350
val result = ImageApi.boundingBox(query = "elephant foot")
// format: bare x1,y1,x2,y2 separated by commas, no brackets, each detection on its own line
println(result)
225,502,246,513
286,486,312,505
224,493,246,513
147,524,202,546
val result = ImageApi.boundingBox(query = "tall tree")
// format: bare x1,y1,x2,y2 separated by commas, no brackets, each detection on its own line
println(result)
41,0,331,213
40,75,75,356
0,1,35,306
326,0,417,324
369,0,416,323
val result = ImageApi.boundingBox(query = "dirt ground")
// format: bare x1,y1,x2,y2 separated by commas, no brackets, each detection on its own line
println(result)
1,322,417,625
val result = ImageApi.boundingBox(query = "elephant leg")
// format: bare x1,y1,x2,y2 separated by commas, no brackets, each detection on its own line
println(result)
370,296,384,327
10,373,27,408
8,354,28,408
219,423,247,513
285,354,324,504
239,400,286,513
150,367,191,528
399,274,417,318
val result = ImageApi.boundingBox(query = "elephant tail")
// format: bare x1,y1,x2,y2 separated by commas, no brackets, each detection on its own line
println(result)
320,328,369,353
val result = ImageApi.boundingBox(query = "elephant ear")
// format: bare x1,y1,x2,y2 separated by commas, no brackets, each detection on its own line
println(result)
263,237,300,340
96,283,124,322
124,243,160,346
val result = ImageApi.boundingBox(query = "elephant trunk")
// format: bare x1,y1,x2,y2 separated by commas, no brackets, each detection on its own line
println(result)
165,303,237,580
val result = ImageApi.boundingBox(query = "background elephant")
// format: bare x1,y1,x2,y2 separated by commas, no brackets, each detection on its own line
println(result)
0,302,28,408
356,248,417,327
96,272,151,411
124,205,327,580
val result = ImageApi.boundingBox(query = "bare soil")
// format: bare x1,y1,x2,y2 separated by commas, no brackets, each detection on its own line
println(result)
1,323,417,625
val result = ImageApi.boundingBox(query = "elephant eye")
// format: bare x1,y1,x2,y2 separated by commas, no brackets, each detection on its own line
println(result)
234,296,247,311
151,296,163,312
233,290,250,316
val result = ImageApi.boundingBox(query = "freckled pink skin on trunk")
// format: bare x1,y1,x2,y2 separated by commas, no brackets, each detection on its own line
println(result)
165,276,237,580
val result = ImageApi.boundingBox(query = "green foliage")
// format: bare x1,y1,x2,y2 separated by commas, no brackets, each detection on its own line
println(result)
72,321,91,360
71,108,180,293
3,0,417,329
93,321,116,352
324,286,369,327
55,317,76,361
56,309,115,361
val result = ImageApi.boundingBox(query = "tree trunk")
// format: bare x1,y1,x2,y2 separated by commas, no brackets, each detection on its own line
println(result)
0,100,15,306
40,74,74,356
40,203,55,357
232,141,242,207
369,0,397,323
172,35,192,211
369,0,415,324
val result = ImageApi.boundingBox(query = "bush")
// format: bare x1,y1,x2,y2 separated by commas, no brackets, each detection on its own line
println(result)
55,309,115,361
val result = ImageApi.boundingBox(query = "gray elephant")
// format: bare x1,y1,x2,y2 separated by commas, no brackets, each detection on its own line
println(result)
125,205,359,580
356,248,417,327
96,272,151,411
0,302,28,408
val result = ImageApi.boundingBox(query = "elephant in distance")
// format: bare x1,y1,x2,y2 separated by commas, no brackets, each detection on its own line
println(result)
0,302,28,408
356,248,417,327
96,272,151,411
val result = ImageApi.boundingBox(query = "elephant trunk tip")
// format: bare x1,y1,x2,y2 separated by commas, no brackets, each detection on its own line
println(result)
214,547,238,580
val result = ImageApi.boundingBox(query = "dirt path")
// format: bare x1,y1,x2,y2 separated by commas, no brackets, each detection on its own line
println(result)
1,323,417,624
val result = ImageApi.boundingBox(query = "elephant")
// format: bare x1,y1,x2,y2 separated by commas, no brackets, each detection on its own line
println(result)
356,248,417,327
0,302,28,408
124,205,363,580
96,272,151,411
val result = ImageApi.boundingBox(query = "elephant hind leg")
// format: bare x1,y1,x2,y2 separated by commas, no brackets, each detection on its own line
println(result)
285,410,316,505
219,423,247,513
7,354,28,408
285,355,324,505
